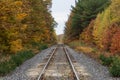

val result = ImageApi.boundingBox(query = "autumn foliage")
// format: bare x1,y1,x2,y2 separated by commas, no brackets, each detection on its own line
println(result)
79,0,120,55
64,0,120,77
0,0,57,75
110,25,120,55
92,0,120,54
80,20,94,44
0,0,56,54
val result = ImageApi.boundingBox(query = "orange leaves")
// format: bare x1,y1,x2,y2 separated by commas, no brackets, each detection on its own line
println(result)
102,24,117,50
110,25,120,55
110,31,120,55
98,23,120,55
80,20,94,44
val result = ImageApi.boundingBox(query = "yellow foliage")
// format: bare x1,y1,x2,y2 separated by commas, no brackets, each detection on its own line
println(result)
76,46,93,53
33,36,41,42
1,16,7,21
16,13,27,21
10,39,23,53
80,20,94,43
93,8,111,48
110,0,120,24
14,1,23,6
21,24,27,31
10,31,18,37
0,0,56,55
92,0,120,49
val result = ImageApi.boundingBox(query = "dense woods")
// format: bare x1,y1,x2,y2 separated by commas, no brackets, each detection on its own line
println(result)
0,0,56,75
64,0,120,77
0,0,56,55
64,0,110,41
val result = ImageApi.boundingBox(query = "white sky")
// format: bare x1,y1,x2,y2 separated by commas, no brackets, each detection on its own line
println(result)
51,0,75,35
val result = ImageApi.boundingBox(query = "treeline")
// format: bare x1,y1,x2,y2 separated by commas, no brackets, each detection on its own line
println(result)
0,0,57,75
64,0,120,55
0,0,57,54
64,0,120,77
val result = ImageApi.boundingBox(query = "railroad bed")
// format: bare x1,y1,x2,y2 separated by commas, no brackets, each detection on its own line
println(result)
4,45,118,80
37,45,80,80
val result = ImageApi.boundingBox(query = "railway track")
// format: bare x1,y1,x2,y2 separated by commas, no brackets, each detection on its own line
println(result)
37,44,80,80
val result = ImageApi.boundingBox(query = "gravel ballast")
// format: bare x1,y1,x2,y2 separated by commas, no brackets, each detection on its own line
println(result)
3,46,55,80
2,45,120,80
66,46,120,80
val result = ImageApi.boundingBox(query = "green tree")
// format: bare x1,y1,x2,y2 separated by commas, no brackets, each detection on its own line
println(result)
71,0,110,39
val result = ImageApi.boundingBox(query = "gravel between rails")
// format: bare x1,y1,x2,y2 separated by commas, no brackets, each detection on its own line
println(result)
3,46,56,80
43,46,74,80
66,46,120,80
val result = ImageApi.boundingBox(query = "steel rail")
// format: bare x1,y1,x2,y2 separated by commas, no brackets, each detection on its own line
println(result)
37,47,57,80
64,47,80,80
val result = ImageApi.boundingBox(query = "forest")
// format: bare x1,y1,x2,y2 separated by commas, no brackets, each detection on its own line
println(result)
64,0,120,77
0,0,120,78
0,0,56,75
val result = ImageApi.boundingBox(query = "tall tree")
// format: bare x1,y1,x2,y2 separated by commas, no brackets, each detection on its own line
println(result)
68,0,110,39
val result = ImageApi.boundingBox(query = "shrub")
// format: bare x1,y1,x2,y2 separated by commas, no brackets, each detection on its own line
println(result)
110,56,120,77
11,50,34,66
31,42,48,51
102,24,119,51
0,50,34,76
101,23,120,54
0,60,16,76
99,54,113,66
110,27,120,55
38,44,48,50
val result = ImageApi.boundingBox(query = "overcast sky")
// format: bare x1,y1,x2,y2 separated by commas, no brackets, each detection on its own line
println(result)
51,0,75,35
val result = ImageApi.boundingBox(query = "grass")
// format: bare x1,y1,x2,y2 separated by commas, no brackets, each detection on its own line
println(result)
99,55,120,77
30,42,48,53
110,56,120,77
0,50,34,76
68,40,120,77
76,46,93,53
68,40,101,60
0,43,48,76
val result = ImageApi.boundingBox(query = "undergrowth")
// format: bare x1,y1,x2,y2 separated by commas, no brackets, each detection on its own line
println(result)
0,50,34,76
68,40,120,77
0,43,48,76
